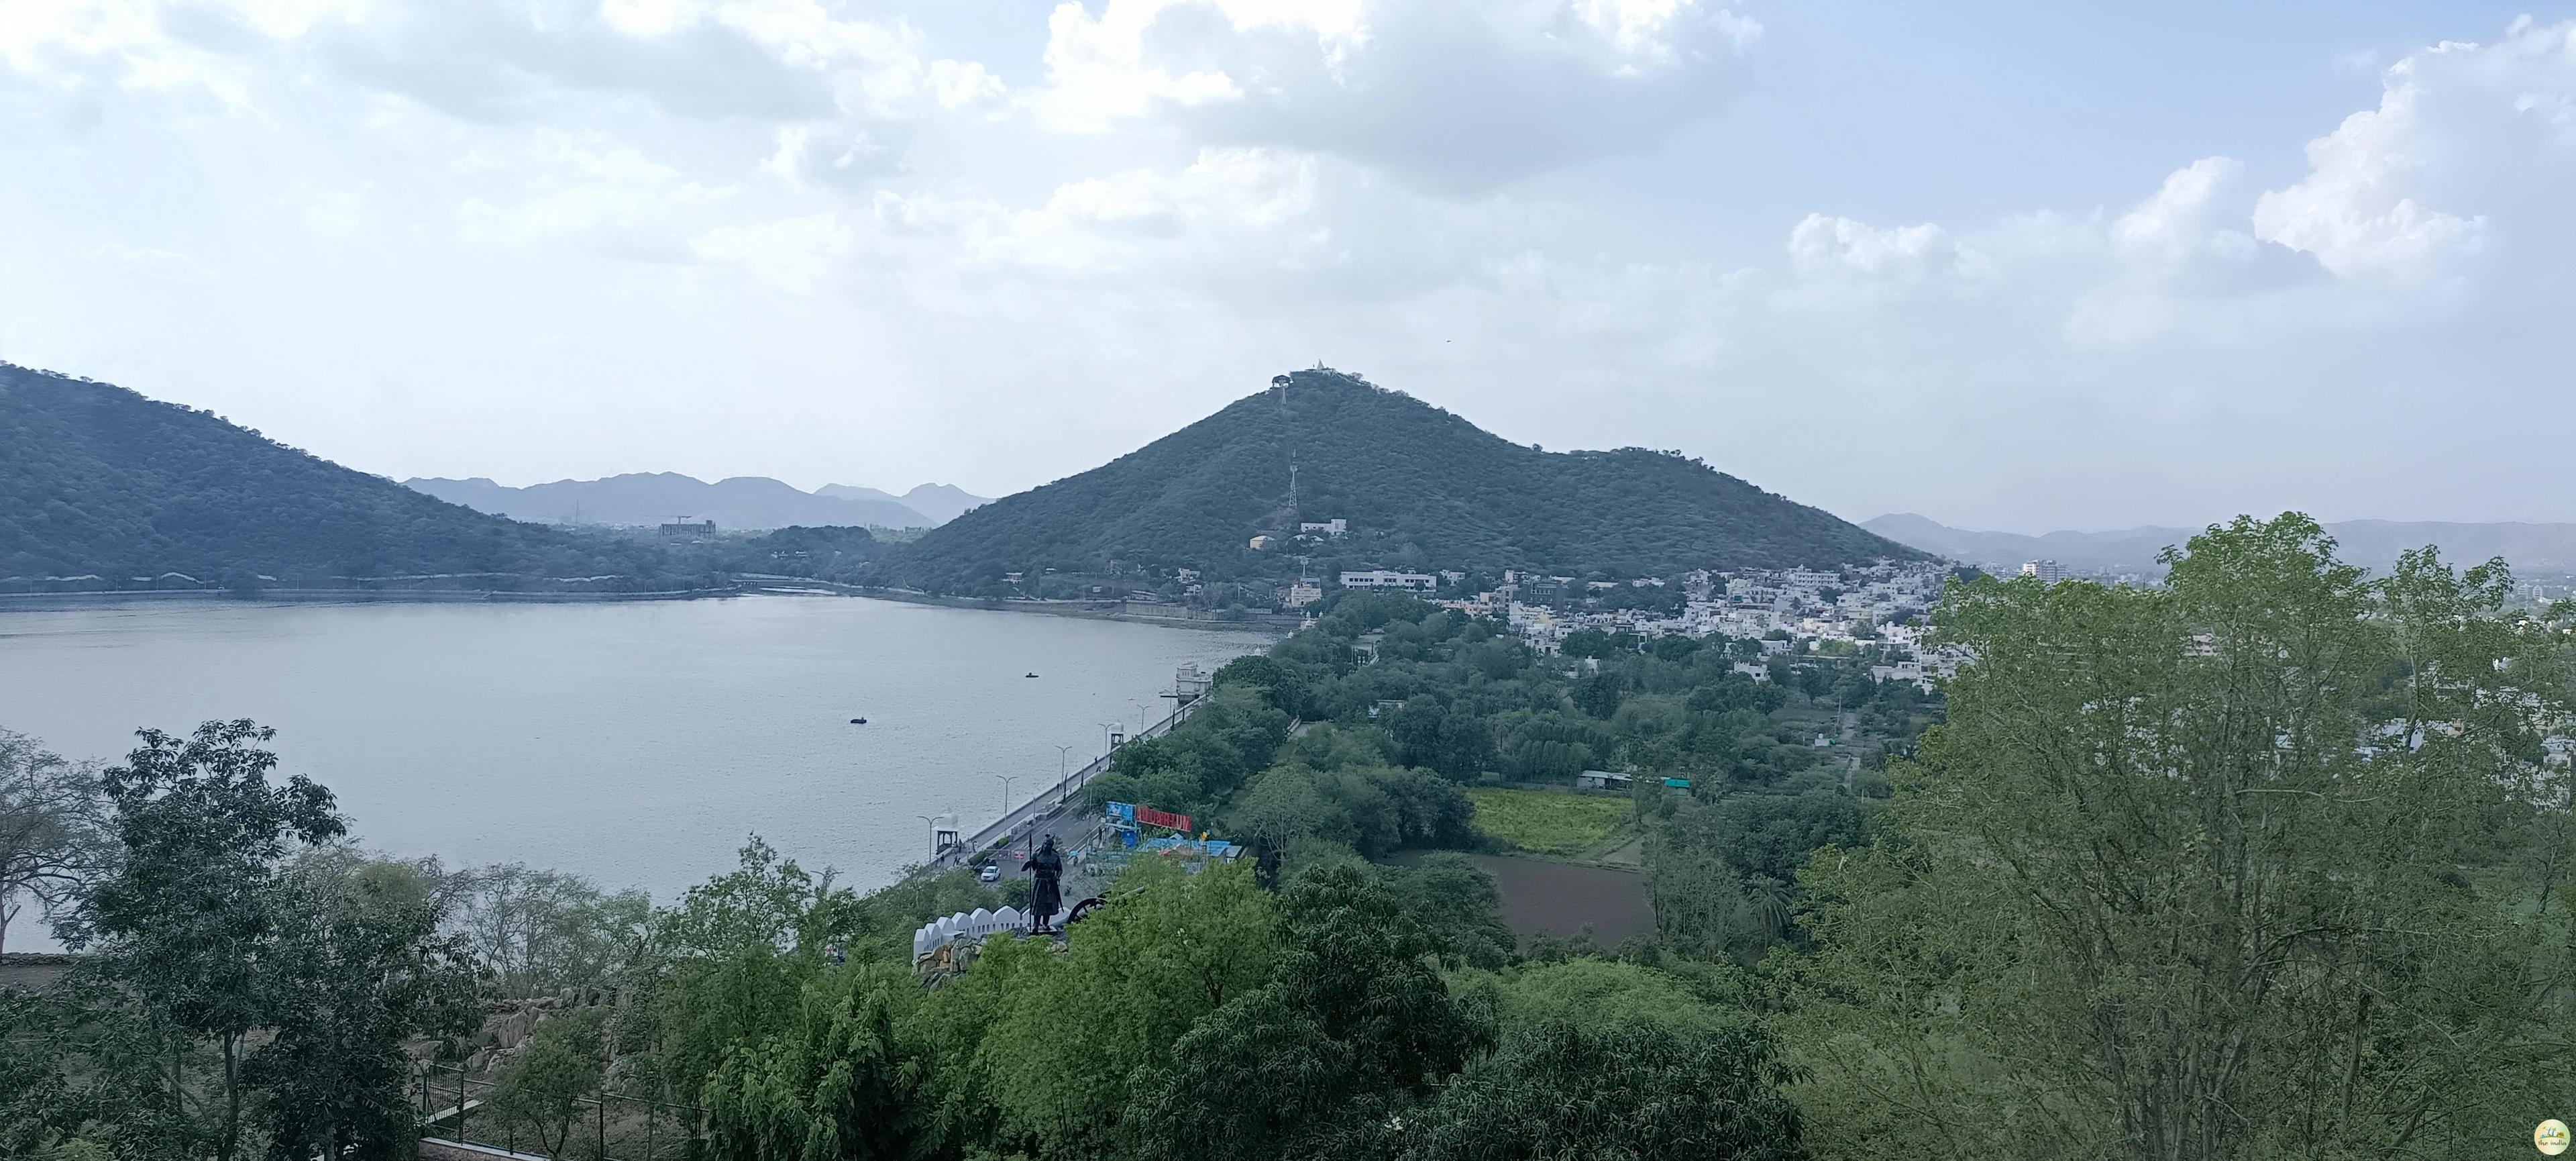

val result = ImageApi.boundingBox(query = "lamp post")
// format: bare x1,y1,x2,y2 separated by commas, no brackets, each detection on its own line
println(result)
916,813,941,861
996,775,1014,819
1055,744,1077,804
1099,721,1121,751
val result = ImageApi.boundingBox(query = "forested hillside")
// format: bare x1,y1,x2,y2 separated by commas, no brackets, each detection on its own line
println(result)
0,364,690,590
896,368,1919,593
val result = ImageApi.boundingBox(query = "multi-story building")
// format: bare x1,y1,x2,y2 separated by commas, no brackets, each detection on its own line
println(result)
1341,569,1437,592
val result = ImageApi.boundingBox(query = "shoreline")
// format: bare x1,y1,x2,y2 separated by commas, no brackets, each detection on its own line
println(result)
835,586,1304,633
2,583,1307,632
0,587,739,611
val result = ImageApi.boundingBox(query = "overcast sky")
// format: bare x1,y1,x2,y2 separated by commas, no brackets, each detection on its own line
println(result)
3,1,2569,532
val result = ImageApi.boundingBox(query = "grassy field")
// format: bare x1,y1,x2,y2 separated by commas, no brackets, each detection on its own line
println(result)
1468,788,1637,859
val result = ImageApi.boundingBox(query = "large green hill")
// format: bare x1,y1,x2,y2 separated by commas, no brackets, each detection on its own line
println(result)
0,364,689,591
896,369,1920,592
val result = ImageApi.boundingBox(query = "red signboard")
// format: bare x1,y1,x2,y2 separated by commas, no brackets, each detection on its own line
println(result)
1134,805,1193,832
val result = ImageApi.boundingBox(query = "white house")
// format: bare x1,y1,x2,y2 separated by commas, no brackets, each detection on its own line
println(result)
1299,518,1349,537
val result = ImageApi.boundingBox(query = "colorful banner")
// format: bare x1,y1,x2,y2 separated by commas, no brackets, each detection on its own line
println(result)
1107,801,1192,831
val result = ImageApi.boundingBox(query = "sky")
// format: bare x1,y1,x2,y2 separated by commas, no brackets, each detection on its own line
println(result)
1,1,2569,533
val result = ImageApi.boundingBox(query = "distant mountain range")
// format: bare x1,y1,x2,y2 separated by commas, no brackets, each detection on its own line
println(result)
1866,513,2576,575
403,474,988,531
0,364,683,590
816,483,987,525
896,368,1921,593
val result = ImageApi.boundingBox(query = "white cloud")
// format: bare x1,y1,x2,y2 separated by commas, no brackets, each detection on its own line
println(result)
1031,0,1758,191
2249,21,2576,281
1786,215,1980,285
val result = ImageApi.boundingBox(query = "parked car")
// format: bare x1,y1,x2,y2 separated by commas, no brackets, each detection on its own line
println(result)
979,863,1000,882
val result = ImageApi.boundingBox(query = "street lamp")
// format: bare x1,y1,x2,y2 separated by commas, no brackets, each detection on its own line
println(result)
1099,721,1121,750
996,774,1014,817
1055,744,1077,804
915,813,941,861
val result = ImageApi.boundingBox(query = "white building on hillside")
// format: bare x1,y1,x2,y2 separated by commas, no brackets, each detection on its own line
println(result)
1341,569,1436,591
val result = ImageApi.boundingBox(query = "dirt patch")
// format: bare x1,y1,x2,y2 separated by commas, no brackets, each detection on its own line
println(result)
1466,854,1654,945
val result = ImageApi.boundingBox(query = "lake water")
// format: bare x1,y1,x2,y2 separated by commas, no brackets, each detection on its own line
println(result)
0,597,1271,925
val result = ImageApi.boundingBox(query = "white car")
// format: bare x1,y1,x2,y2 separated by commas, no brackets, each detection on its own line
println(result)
979,864,1000,883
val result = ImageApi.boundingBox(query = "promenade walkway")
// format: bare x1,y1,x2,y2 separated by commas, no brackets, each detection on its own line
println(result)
933,697,1204,871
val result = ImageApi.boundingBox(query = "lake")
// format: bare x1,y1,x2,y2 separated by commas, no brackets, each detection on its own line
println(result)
0,596,1271,925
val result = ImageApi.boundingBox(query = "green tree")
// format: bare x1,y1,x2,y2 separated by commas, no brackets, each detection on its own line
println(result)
1401,1019,1808,1160
1130,864,1492,1161
65,720,345,1161
651,838,859,1107
1380,853,1515,970
451,862,651,999
250,853,480,1160
1788,515,2576,1160
1572,672,1623,719
485,1007,610,1158
984,860,1279,1157
704,963,926,1161
1488,958,1752,1038
0,727,107,956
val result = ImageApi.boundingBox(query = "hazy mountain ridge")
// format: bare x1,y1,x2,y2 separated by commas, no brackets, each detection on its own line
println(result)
897,368,1923,593
1867,513,2576,574
816,482,989,525
405,474,982,530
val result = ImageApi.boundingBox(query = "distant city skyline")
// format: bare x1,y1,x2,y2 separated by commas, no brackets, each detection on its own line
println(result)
3,2,2569,529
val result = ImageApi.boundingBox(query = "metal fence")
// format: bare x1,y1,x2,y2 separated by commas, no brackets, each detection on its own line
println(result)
415,1062,703,1160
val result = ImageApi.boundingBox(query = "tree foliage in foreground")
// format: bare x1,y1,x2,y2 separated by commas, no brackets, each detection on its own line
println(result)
0,727,108,956
1403,1019,1809,1161
1785,515,2576,1160
66,721,347,1161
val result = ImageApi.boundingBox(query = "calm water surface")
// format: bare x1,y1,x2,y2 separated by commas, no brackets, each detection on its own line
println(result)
0,597,1269,907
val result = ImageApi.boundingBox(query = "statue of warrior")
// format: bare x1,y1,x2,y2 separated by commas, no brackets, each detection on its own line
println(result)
1024,835,1065,931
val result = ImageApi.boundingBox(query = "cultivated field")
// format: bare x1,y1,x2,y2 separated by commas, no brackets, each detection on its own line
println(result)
1467,787,1636,859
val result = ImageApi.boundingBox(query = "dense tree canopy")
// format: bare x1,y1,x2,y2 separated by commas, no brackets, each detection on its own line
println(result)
1784,515,2576,1160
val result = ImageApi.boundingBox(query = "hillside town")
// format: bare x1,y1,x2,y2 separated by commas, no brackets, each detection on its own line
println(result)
1417,562,1968,687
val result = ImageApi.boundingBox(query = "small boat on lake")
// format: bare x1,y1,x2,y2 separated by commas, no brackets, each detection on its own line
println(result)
1025,672,1040,678
849,717,869,725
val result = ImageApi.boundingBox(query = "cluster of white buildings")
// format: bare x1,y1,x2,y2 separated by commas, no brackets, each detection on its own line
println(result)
1415,562,1964,689
1269,515,1963,689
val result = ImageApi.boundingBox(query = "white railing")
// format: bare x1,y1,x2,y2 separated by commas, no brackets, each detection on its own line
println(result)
912,906,1030,960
